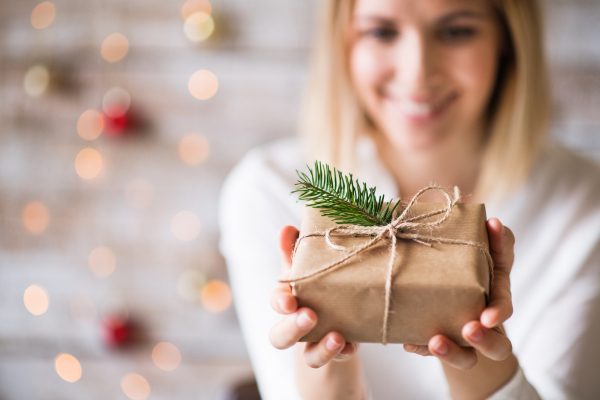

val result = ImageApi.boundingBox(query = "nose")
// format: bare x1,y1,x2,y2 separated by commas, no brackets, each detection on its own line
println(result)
396,29,438,92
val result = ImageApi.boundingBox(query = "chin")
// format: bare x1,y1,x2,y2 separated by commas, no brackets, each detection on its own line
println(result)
384,122,449,154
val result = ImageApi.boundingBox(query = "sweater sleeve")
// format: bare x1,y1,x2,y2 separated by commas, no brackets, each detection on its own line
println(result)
487,366,541,400
218,149,304,400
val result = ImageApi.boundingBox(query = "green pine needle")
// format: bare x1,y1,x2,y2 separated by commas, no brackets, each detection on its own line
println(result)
291,161,401,226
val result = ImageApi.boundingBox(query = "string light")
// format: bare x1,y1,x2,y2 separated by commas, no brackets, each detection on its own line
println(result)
101,33,129,63
24,284,49,315
121,373,151,400
171,211,201,241
31,2,56,29
75,148,102,179
201,280,232,313
54,353,82,382
125,179,154,210
183,12,215,42
178,134,210,164
23,201,49,234
152,342,181,371
182,0,212,19
70,295,97,324
23,65,50,97
188,70,218,100
88,246,116,278
77,110,104,140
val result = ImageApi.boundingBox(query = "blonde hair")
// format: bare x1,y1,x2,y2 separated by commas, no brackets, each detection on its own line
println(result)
300,0,550,200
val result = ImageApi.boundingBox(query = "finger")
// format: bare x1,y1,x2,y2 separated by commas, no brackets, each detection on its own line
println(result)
428,335,478,370
483,218,515,328
462,321,513,361
303,332,346,368
268,308,317,350
270,286,298,315
333,342,360,362
481,268,513,327
404,344,432,357
487,218,515,273
278,225,300,272
272,226,300,315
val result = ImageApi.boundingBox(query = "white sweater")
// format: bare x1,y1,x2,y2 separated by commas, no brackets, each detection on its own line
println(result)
219,136,600,400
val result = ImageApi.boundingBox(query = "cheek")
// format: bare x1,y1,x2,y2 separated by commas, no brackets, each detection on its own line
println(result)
451,44,500,114
350,44,391,107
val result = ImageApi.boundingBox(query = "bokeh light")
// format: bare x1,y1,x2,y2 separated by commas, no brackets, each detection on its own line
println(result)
75,148,102,179
70,295,97,324
176,269,207,302
125,179,154,210
101,33,129,63
102,87,131,118
77,110,104,140
201,280,232,313
171,211,201,241
182,0,212,19
183,12,215,42
54,353,82,383
24,284,49,315
121,373,151,400
31,2,56,29
188,70,218,100
23,201,49,234
178,134,210,165
88,246,116,278
23,65,50,97
152,342,181,371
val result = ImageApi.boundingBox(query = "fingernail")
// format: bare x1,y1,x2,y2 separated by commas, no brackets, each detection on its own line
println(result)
326,336,342,351
405,345,417,352
469,328,483,343
502,225,506,236
435,340,448,355
296,312,315,330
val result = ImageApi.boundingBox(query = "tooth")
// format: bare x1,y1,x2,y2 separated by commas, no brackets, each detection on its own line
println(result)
401,101,433,116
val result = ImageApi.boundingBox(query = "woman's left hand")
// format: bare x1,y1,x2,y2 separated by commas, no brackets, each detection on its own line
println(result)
403,218,515,370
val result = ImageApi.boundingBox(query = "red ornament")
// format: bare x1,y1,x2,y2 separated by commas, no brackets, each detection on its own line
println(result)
101,315,128,345
102,106,128,136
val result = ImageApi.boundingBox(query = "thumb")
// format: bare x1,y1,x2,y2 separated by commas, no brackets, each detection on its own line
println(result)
278,225,300,277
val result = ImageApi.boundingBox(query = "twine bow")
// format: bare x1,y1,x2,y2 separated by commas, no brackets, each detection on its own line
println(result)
281,186,494,345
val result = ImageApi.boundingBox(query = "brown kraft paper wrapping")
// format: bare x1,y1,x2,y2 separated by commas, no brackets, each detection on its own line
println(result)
289,202,490,346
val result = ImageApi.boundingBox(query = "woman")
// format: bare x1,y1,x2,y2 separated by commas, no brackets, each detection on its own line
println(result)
219,0,600,398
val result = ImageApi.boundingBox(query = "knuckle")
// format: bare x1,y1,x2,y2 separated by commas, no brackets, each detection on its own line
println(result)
491,338,513,361
304,353,326,369
461,357,478,370
306,360,321,369
333,354,351,362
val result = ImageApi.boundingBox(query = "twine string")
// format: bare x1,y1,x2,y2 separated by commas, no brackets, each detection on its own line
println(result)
281,186,494,345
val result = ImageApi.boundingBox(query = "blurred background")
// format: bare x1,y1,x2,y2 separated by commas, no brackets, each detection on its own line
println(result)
0,0,599,399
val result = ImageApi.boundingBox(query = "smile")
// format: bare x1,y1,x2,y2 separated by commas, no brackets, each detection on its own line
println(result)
387,92,458,122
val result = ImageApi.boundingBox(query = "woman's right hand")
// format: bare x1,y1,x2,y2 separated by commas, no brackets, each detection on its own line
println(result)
268,225,359,368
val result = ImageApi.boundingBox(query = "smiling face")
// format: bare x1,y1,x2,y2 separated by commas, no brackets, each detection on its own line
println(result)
349,0,502,153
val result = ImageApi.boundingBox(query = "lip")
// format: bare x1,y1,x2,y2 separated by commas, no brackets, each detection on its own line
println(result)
385,92,458,123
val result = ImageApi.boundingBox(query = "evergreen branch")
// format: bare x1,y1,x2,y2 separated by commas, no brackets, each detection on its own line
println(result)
291,161,401,226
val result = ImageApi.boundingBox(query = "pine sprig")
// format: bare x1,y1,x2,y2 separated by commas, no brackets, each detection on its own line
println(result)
292,161,401,226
